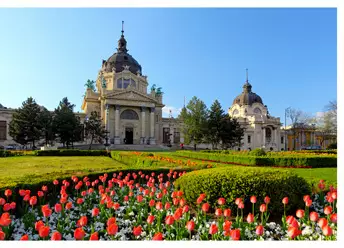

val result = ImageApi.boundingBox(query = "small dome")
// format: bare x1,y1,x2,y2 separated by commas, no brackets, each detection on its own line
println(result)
102,30,142,75
232,81,263,106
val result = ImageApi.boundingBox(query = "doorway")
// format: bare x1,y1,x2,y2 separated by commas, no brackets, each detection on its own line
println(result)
125,127,133,144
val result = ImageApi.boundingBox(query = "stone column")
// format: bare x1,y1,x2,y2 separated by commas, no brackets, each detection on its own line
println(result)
274,128,277,147
140,107,146,144
114,105,121,144
150,107,156,145
262,127,266,148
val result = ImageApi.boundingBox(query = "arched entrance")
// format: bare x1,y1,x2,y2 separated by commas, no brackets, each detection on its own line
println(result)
120,109,139,145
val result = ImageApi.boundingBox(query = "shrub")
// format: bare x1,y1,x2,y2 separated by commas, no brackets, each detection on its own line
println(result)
249,148,266,156
174,166,311,215
327,143,337,149
35,149,108,156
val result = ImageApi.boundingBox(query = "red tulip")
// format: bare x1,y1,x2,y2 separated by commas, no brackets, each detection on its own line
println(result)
152,232,163,240
156,202,163,210
0,231,5,240
165,215,175,225
54,203,62,213
179,198,186,207
250,196,257,204
224,209,231,218
4,189,12,198
296,209,304,219
309,212,319,222
322,225,333,236
133,226,142,236
35,220,44,231
74,227,85,240
209,224,219,235
324,206,332,215
78,216,88,227
182,205,189,213
53,179,59,185
23,194,30,202
305,199,312,207
330,213,337,223
42,185,48,192
259,204,266,213
238,202,244,209
76,198,84,205
0,213,11,227
29,196,37,206
230,229,241,240
318,218,328,228
92,208,99,217
136,195,143,203
39,226,50,238
264,196,270,204
246,213,254,223
256,225,264,236
173,198,179,206
235,198,242,205
223,220,232,232
186,220,195,231
282,197,289,205
303,195,310,202
107,223,118,235
147,215,155,224
65,202,72,210
37,191,44,198
20,234,29,240
3,203,11,212
89,232,99,240
149,199,155,207
202,203,210,212
215,208,222,216
0,198,5,206
218,197,226,205
287,226,301,239
165,202,171,210
51,231,62,240
107,217,116,227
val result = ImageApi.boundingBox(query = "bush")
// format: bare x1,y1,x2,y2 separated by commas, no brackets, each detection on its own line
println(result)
327,143,337,149
249,148,266,156
35,149,109,156
174,166,311,215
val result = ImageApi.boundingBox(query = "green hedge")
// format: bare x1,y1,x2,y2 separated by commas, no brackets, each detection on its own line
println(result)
35,149,109,156
176,151,337,168
174,167,311,215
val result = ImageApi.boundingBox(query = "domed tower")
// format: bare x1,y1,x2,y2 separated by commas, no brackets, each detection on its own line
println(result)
228,70,283,151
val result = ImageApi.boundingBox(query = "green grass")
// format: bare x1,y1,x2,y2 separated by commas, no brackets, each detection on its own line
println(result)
0,156,130,190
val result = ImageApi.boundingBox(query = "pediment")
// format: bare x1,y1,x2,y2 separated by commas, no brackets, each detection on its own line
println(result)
105,90,158,103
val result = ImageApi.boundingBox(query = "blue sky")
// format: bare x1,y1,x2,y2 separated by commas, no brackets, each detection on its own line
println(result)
0,8,337,125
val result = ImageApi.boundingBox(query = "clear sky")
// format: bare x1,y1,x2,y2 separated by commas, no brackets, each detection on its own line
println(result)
0,8,337,125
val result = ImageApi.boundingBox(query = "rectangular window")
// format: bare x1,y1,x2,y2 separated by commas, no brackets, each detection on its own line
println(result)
247,135,251,144
281,136,284,144
0,121,7,140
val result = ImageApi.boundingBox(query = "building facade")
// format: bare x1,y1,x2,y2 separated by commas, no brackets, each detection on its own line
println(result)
228,78,285,151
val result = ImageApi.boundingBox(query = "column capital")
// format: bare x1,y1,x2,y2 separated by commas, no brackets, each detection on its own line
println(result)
141,106,146,112
115,105,120,111
150,107,155,113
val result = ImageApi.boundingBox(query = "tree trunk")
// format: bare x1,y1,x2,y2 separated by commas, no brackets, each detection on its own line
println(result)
89,136,94,150
194,144,197,151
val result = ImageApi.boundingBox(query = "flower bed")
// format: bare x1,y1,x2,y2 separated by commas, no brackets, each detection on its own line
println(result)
0,170,337,241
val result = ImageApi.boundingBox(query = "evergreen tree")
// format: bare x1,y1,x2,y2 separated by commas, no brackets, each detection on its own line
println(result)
39,107,54,146
52,97,79,149
179,96,208,150
206,100,245,149
206,100,224,149
84,111,106,149
8,97,42,147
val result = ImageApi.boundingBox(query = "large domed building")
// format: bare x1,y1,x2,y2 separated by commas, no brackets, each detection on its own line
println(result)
228,72,285,151
81,25,183,146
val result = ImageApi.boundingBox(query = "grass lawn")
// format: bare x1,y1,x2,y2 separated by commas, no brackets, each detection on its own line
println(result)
0,156,130,190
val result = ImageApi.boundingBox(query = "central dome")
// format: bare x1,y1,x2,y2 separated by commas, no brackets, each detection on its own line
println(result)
102,29,142,75
232,82,263,106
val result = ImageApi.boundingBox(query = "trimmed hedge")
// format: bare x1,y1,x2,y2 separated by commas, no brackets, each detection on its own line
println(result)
176,151,337,168
35,149,109,156
174,166,311,215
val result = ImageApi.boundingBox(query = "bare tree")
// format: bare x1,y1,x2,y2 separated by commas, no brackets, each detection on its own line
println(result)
286,108,311,150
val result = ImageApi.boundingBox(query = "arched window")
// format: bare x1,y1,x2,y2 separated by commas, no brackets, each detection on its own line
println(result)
123,79,131,89
233,109,239,115
254,107,262,114
120,109,139,120
266,128,272,143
